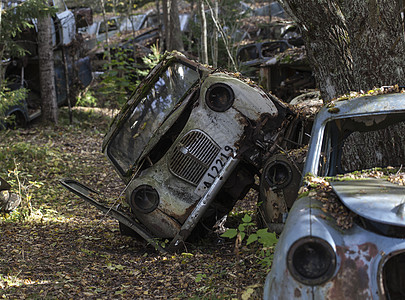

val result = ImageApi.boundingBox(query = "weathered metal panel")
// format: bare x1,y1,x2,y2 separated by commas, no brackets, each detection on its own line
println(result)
332,179,405,226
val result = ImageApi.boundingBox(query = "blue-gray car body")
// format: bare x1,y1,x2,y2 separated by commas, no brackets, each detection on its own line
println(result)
264,93,405,299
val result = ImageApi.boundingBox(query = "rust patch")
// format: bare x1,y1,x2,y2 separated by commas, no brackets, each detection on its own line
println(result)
328,243,378,299
358,243,378,261
234,111,249,127
294,288,301,297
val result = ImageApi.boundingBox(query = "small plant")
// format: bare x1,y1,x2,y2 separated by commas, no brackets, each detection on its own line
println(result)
98,48,139,109
221,214,255,241
76,90,98,107
98,43,162,110
221,214,278,269
195,273,207,283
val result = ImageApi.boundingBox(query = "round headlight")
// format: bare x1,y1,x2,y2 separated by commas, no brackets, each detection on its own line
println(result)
130,185,159,214
287,237,336,285
205,83,234,112
264,160,292,189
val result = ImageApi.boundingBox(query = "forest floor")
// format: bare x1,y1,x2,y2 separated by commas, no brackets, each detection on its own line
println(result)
0,107,268,299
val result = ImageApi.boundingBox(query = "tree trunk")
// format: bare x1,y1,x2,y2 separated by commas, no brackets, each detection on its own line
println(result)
199,0,208,64
280,0,405,102
162,0,170,50
37,15,58,125
168,0,184,51
212,0,218,68
100,0,112,71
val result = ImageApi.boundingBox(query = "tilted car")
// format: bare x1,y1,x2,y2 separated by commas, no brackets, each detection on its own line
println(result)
264,92,405,299
61,51,302,252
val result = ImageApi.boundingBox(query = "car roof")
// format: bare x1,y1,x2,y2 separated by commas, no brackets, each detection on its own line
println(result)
315,92,405,125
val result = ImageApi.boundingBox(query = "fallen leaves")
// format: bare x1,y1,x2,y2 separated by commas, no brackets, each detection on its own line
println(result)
303,175,354,229
0,107,265,299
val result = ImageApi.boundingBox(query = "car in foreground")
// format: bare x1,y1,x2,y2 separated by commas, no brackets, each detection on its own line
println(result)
264,91,405,299
60,51,309,252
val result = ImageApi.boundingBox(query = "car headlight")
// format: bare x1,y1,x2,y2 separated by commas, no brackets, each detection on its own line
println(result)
287,236,336,285
130,185,159,214
205,83,234,112
264,160,292,189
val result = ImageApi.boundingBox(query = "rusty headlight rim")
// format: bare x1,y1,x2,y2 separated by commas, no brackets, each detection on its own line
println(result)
130,185,160,214
205,83,234,112
264,160,293,189
287,236,336,286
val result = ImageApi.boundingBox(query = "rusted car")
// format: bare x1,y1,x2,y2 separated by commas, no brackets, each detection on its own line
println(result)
61,51,300,252
264,92,405,299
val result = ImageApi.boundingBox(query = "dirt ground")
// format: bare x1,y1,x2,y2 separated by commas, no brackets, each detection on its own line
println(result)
0,108,267,299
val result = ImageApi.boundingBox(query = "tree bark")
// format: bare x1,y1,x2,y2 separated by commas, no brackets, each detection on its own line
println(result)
169,0,184,51
212,0,218,68
162,0,170,50
37,15,58,125
199,0,208,64
280,0,405,102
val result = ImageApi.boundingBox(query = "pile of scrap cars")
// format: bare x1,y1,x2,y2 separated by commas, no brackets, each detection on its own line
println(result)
62,50,405,299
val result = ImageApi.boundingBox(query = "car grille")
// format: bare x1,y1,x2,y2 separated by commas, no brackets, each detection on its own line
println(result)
382,251,405,298
169,130,220,185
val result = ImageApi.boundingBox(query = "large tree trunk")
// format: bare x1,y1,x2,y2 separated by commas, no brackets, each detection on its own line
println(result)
280,0,405,102
37,15,58,125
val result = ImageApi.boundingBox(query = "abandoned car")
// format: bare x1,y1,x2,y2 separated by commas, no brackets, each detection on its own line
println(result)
264,92,405,299
61,51,308,252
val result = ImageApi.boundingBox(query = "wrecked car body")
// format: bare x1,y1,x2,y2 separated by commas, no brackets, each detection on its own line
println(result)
62,51,299,252
264,92,405,299
259,46,314,101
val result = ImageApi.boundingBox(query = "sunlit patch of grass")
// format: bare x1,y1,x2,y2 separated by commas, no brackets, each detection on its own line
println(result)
0,273,53,289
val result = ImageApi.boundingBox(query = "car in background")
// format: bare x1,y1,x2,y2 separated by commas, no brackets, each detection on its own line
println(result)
2,0,92,127
264,92,405,299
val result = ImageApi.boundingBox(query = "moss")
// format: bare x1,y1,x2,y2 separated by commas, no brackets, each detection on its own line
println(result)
328,107,340,113
297,191,310,199
308,204,322,209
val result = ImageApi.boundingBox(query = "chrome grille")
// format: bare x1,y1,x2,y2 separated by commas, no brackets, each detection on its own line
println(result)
169,130,220,185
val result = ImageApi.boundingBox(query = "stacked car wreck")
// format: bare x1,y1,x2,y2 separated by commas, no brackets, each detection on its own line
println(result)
61,51,308,252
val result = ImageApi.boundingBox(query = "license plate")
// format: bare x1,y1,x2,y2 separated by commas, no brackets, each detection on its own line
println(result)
194,145,234,196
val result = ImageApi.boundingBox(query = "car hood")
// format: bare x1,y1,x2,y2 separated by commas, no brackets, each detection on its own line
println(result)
331,178,405,226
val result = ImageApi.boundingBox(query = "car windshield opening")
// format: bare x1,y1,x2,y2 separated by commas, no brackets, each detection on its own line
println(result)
107,62,200,176
318,113,405,176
